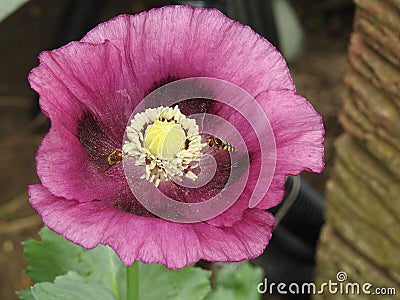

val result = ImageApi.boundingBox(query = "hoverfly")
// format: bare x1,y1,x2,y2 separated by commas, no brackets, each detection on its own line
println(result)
107,149,123,166
207,136,235,152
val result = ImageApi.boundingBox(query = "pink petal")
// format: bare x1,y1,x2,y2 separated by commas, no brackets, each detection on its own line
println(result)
81,6,294,98
29,41,140,202
36,125,126,202
29,40,137,140
29,185,113,248
256,90,325,209
204,183,253,227
251,173,287,210
209,89,324,210
260,90,325,175
29,184,275,269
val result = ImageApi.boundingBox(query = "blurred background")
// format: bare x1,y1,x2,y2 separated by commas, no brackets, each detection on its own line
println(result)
0,0,357,299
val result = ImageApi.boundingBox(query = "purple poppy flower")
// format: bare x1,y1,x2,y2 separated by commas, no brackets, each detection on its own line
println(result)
28,6,324,269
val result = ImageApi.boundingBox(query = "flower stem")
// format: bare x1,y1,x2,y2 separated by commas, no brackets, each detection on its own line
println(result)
127,261,139,300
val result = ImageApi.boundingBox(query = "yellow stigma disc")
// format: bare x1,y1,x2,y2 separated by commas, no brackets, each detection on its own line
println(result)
144,120,186,159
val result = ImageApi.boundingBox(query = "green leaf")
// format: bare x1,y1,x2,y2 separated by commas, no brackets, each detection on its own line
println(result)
23,227,85,283
21,227,212,300
0,0,29,23
78,245,126,299
140,263,212,300
30,271,117,300
16,289,35,300
23,227,126,299
206,262,264,300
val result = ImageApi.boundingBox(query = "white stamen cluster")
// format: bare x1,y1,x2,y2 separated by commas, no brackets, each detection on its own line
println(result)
122,106,205,187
